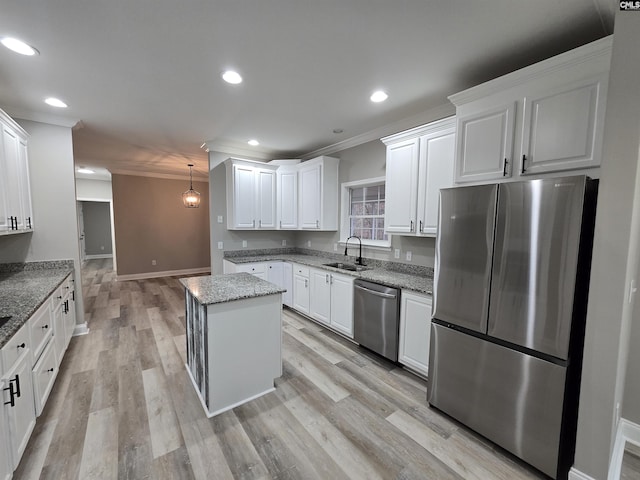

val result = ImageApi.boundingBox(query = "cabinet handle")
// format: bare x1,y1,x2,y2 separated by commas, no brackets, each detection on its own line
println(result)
42,324,49,329
280,221,282,228
259,220,262,228
253,220,256,228
521,154,527,174
419,220,423,233
27,217,32,229
325,274,329,283
316,220,319,228
503,158,508,176
304,279,308,288
47,368,54,373
16,342,25,349
57,295,62,300
13,375,21,398
330,275,333,285
410,220,414,232
72,290,75,301
3,382,15,407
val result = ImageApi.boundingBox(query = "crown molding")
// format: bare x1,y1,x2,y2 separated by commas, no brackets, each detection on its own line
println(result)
110,169,209,182
4,106,81,129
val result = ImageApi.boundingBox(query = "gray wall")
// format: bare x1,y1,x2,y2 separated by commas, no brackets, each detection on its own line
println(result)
574,12,640,479
0,119,85,326
112,174,210,276
82,201,113,255
623,258,640,423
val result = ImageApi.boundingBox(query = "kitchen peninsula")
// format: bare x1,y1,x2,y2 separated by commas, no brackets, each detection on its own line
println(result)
180,273,285,417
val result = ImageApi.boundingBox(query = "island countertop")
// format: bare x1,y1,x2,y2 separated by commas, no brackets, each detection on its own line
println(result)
179,272,286,305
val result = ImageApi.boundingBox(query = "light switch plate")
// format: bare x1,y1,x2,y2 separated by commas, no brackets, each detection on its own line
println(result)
217,241,223,250
394,249,400,259
242,240,247,248
217,215,223,223
307,240,311,248
282,239,287,246
405,251,412,261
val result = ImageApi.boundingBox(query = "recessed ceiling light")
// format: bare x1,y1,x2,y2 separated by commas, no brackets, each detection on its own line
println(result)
1,37,39,56
77,168,95,174
222,70,243,84
44,97,67,108
248,139,259,146
370,90,388,103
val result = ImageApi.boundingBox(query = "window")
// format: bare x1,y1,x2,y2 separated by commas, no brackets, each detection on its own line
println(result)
341,177,390,248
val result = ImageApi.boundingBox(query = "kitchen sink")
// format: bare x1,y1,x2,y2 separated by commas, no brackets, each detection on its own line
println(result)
323,262,368,272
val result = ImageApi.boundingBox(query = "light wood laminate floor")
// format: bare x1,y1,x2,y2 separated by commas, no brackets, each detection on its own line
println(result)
13,259,545,480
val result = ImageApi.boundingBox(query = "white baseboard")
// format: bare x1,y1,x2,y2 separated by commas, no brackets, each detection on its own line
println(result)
116,267,211,281
84,254,113,259
72,322,90,336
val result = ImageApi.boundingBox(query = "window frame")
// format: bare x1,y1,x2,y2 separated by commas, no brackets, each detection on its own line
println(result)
340,176,391,249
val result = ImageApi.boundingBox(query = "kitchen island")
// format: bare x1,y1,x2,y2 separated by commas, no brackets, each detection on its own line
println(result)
179,273,285,417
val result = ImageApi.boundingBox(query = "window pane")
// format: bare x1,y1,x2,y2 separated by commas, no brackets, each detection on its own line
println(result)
375,218,385,229
361,229,372,239
351,202,364,215
378,201,385,214
351,187,364,202
364,202,378,215
364,186,379,202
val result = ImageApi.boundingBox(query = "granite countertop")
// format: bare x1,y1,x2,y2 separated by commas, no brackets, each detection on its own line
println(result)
180,272,286,305
224,253,433,295
0,267,73,350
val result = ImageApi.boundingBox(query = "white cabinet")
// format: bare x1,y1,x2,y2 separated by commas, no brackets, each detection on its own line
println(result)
52,289,66,366
1,323,36,471
382,117,455,237
450,36,612,184
282,262,293,308
225,158,278,230
63,277,76,347
328,272,354,338
0,109,33,233
455,103,515,183
309,269,331,326
298,156,339,231
308,267,354,338
398,290,432,377
31,339,58,416
292,264,310,314
0,379,10,480
236,262,267,280
276,167,298,229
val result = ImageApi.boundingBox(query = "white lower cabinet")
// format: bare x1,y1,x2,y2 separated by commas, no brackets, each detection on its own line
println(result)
398,290,433,377
31,340,58,416
309,269,331,326
1,334,36,471
235,263,267,280
0,379,10,480
328,272,354,338
282,263,293,307
292,264,310,315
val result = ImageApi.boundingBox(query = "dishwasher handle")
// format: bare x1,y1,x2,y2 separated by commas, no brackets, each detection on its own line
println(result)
354,284,397,299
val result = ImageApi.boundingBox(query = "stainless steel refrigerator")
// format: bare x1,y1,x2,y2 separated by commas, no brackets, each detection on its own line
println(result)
427,175,598,480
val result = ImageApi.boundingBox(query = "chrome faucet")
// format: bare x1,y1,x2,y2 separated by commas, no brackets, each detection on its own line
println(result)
344,236,365,266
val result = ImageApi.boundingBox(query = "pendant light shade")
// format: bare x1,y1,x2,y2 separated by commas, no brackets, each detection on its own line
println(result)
182,164,201,208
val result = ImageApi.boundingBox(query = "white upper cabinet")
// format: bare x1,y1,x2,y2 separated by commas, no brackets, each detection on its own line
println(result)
382,117,456,237
225,158,278,230
455,103,515,183
0,109,32,233
276,167,298,229
298,156,339,231
450,36,612,184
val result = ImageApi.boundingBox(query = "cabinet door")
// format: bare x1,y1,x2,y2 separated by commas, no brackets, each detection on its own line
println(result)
520,75,607,175
292,273,310,314
329,273,354,338
32,339,58,416
385,138,419,234
53,299,66,364
309,269,331,325
256,169,276,229
236,263,267,280
17,138,33,229
0,382,10,480
417,130,455,236
2,352,36,470
282,262,293,307
1,125,23,229
277,170,298,229
398,291,432,377
267,262,284,298
233,165,256,228
455,103,515,183
299,164,321,229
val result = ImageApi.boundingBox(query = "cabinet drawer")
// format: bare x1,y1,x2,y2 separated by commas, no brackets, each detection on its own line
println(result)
293,265,309,278
29,299,53,363
2,322,30,371
236,263,267,275
32,339,58,416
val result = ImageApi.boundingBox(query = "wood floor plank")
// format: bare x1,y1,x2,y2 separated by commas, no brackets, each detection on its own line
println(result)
78,407,119,480
180,418,234,480
11,419,57,480
142,367,184,459
148,306,186,377
152,445,195,480
90,349,119,412
138,327,163,370
283,323,345,364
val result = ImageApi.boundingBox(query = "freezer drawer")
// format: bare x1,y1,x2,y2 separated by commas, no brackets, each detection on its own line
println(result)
427,323,566,478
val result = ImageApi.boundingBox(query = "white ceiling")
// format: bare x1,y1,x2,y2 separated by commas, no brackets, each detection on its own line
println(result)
0,0,615,180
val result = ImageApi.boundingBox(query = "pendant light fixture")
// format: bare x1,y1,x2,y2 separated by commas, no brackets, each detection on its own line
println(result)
182,164,201,208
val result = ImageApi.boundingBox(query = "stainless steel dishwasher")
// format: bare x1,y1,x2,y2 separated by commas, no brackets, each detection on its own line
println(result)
353,279,400,362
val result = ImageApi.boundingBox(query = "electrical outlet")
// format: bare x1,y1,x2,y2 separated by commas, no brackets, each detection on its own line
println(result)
307,240,311,248
217,241,223,250
242,240,247,248
151,259,157,266
217,215,223,224
282,239,287,246
100,245,105,251
333,243,338,252
405,251,412,261
394,249,400,259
